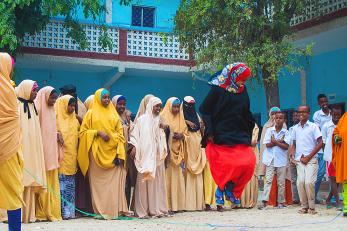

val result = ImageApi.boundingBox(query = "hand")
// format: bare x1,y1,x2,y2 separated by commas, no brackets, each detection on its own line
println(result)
57,132,64,146
300,155,310,165
129,146,136,160
160,123,169,130
186,120,196,130
97,131,110,142
271,135,277,146
251,141,257,147
174,132,184,140
289,155,296,165
207,135,214,143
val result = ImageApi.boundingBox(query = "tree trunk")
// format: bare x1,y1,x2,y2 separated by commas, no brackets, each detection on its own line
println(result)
262,68,280,112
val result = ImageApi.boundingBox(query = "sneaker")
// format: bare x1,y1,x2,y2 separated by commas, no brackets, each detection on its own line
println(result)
215,187,225,205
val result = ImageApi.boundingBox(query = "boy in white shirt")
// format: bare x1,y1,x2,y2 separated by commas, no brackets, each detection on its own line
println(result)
260,112,290,209
322,106,342,208
290,105,323,215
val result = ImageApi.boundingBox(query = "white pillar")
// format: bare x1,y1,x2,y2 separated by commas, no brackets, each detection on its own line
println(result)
106,0,112,24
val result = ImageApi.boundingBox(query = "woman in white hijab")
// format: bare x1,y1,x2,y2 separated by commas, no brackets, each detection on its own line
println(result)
129,97,169,218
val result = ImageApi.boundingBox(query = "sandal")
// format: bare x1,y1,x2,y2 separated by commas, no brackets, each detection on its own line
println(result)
217,205,224,212
308,209,317,215
298,208,308,214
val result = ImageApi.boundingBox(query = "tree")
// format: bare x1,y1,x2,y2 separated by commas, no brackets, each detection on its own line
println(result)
174,0,314,111
0,0,132,55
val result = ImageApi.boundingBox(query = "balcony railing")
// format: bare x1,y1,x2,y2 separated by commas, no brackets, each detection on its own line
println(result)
22,21,119,54
22,21,190,61
290,0,347,26
127,30,189,60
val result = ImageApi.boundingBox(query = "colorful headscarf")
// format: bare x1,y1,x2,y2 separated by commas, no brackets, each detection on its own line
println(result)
100,89,110,101
183,96,200,132
172,98,181,106
114,95,126,103
209,62,251,93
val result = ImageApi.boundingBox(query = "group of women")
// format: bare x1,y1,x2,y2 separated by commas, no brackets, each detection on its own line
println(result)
1,52,263,231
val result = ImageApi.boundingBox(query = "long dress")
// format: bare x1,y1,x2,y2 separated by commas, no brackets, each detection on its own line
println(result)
332,112,347,214
112,95,133,212
16,80,47,223
161,97,187,212
0,52,24,213
56,95,80,219
200,85,256,199
240,124,259,208
78,89,127,219
75,95,94,216
35,86,62,221
130,97,169,218
182,97,207,211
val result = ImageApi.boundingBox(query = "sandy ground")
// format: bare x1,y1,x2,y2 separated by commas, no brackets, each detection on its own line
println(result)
1,204,346,231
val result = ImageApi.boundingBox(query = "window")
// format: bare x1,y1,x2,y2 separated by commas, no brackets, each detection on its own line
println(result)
132,6,155,28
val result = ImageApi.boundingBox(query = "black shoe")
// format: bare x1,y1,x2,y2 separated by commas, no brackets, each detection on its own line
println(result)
343,212,347,217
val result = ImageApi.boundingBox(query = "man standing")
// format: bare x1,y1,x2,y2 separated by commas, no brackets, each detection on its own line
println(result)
313,94,331,203
290,106,323,215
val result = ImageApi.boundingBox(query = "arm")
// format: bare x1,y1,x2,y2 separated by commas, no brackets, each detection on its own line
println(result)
302,137,323,163
264,128,274,147
199,86,220,147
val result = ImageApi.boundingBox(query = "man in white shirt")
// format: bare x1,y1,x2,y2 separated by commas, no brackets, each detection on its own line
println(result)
312,94,331,202
290,106,323,215
322,106,342,208
289,111,300,204
260,112,290,209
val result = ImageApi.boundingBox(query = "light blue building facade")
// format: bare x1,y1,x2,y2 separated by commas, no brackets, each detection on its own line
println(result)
15,0,347,125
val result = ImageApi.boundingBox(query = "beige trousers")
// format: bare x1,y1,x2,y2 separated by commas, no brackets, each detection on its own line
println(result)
296,158,318,209
261,161,286,203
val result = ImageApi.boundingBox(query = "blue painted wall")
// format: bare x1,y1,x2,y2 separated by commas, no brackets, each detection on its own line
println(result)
112,0,180,32
53,0,179,32
14,67,210,114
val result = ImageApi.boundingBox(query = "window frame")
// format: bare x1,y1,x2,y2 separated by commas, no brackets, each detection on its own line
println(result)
131,5,156,28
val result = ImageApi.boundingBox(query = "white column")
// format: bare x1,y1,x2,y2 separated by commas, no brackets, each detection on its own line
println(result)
106,0,112,24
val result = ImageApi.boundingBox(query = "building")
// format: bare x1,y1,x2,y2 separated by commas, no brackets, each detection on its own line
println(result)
15,0,347,123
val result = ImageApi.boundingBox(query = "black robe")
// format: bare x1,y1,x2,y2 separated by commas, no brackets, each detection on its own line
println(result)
199,85,255,147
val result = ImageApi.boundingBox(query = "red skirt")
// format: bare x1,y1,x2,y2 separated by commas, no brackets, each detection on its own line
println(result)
206,142,256,198
327,162,336,177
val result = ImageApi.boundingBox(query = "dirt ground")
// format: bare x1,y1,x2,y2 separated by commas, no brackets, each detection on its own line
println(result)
1,204,346,231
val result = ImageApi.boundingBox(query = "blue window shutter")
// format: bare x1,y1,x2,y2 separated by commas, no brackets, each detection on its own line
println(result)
143,7,155,27
132,6,142,26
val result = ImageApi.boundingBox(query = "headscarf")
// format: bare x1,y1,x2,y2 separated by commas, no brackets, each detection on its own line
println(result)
34,86,60,171
100,89,109,101
56,95,80,175
84,95,94,110
16,80,38,119
183,96,201,132
209,62,251,94
161,97,188,166
112,95,127,122
333,112,347,183
134,94,154,123
112,95,126,104
0,52,21,164
130,97,165,180
77,89,125,176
